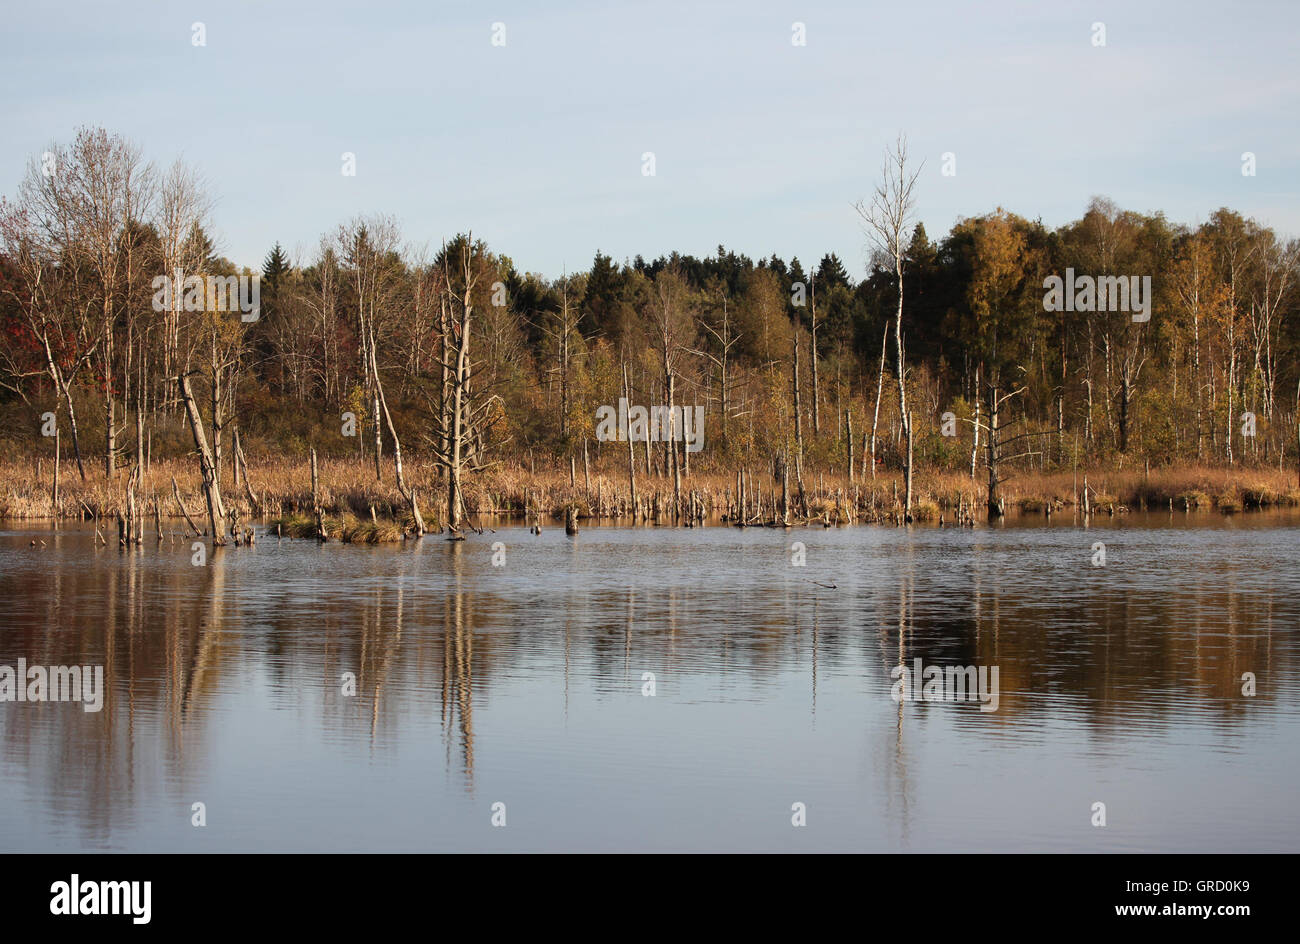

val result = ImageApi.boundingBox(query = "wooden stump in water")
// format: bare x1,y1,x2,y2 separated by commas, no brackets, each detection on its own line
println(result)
565,507,579,536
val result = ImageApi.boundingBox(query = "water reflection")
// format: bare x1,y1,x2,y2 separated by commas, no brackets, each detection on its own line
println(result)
1,512,1297,851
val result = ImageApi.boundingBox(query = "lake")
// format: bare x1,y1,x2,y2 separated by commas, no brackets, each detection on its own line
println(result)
2,511,1297,852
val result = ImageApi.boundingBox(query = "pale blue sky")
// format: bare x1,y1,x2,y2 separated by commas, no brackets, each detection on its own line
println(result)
3,0,1296,275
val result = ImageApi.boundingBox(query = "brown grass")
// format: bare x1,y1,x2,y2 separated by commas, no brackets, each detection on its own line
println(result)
2,456,1297,530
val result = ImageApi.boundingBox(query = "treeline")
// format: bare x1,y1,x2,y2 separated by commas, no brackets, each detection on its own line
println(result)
1,128,1297,519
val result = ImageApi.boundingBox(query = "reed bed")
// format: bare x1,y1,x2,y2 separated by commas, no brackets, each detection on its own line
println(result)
2,456,1297,534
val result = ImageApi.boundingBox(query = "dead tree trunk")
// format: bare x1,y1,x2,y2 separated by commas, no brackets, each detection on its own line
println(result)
792,328,806,513
209,331,223,492
370,332,423,534
985,378,1002,518
178,372,226,545
846,410,854,483
905,412,914,522
624,363,638,519
870,322,888,481
439,237,482,538
669,373,681,521
583,438,591,505
172,476,202,536
970,362,981,479
810,275,821,436
235,434,262,518
781,451,791,526
51,427,60,514
104,302,115,479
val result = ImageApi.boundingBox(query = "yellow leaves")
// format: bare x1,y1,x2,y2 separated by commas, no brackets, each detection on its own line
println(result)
344,384,369,432
968,210,1027,321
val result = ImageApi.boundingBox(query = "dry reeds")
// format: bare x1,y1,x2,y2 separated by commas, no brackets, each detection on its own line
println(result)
2,456,1297,530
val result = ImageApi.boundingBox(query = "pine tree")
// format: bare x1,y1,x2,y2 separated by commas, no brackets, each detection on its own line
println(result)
261,242,290,322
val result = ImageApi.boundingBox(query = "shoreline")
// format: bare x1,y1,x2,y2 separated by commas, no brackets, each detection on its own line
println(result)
3,457,1297,539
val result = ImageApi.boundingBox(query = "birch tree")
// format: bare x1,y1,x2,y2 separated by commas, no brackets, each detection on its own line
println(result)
856,135,922,518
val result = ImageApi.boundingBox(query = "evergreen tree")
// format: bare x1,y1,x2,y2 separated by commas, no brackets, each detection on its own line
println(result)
816,252,851,291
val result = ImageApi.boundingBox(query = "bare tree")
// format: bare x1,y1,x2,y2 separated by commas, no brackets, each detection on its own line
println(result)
856,134,922,518
809,273,821,435
1172,234,1215,461
9,130,155,480
305,240,342,403
647,266,694,519
791,321,806,513
63,128,154,478
690,288,742,445
869,321,888,481
155,160,212,412
178,370,225,544
431,234,501,536
534,269,584,446
0,190,97,479
339,215,403,482
1247,230,1295,423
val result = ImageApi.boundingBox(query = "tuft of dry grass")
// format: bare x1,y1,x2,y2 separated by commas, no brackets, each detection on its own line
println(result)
1215,491,1243,513
910,499,941,522
339,514,402,544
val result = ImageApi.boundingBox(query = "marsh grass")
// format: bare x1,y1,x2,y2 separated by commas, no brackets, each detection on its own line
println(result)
2,456,1297,529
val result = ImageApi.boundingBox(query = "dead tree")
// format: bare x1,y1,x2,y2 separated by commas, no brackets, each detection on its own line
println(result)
178,371,226,544
431,235,499,537
869,321,888,481
810,274,821,435
623,363,638,518
846,409,854,482
339,216,409,496
976,383,1047,517
690,291,742,446
856,134,923,517
535,268,584,445
648,267,692,520
791,325,806,514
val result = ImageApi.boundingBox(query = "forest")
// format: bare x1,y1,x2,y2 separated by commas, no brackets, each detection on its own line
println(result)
2,127,1297,536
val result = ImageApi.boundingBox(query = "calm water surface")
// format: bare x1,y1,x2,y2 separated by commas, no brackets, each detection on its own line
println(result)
1,512,1298,852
